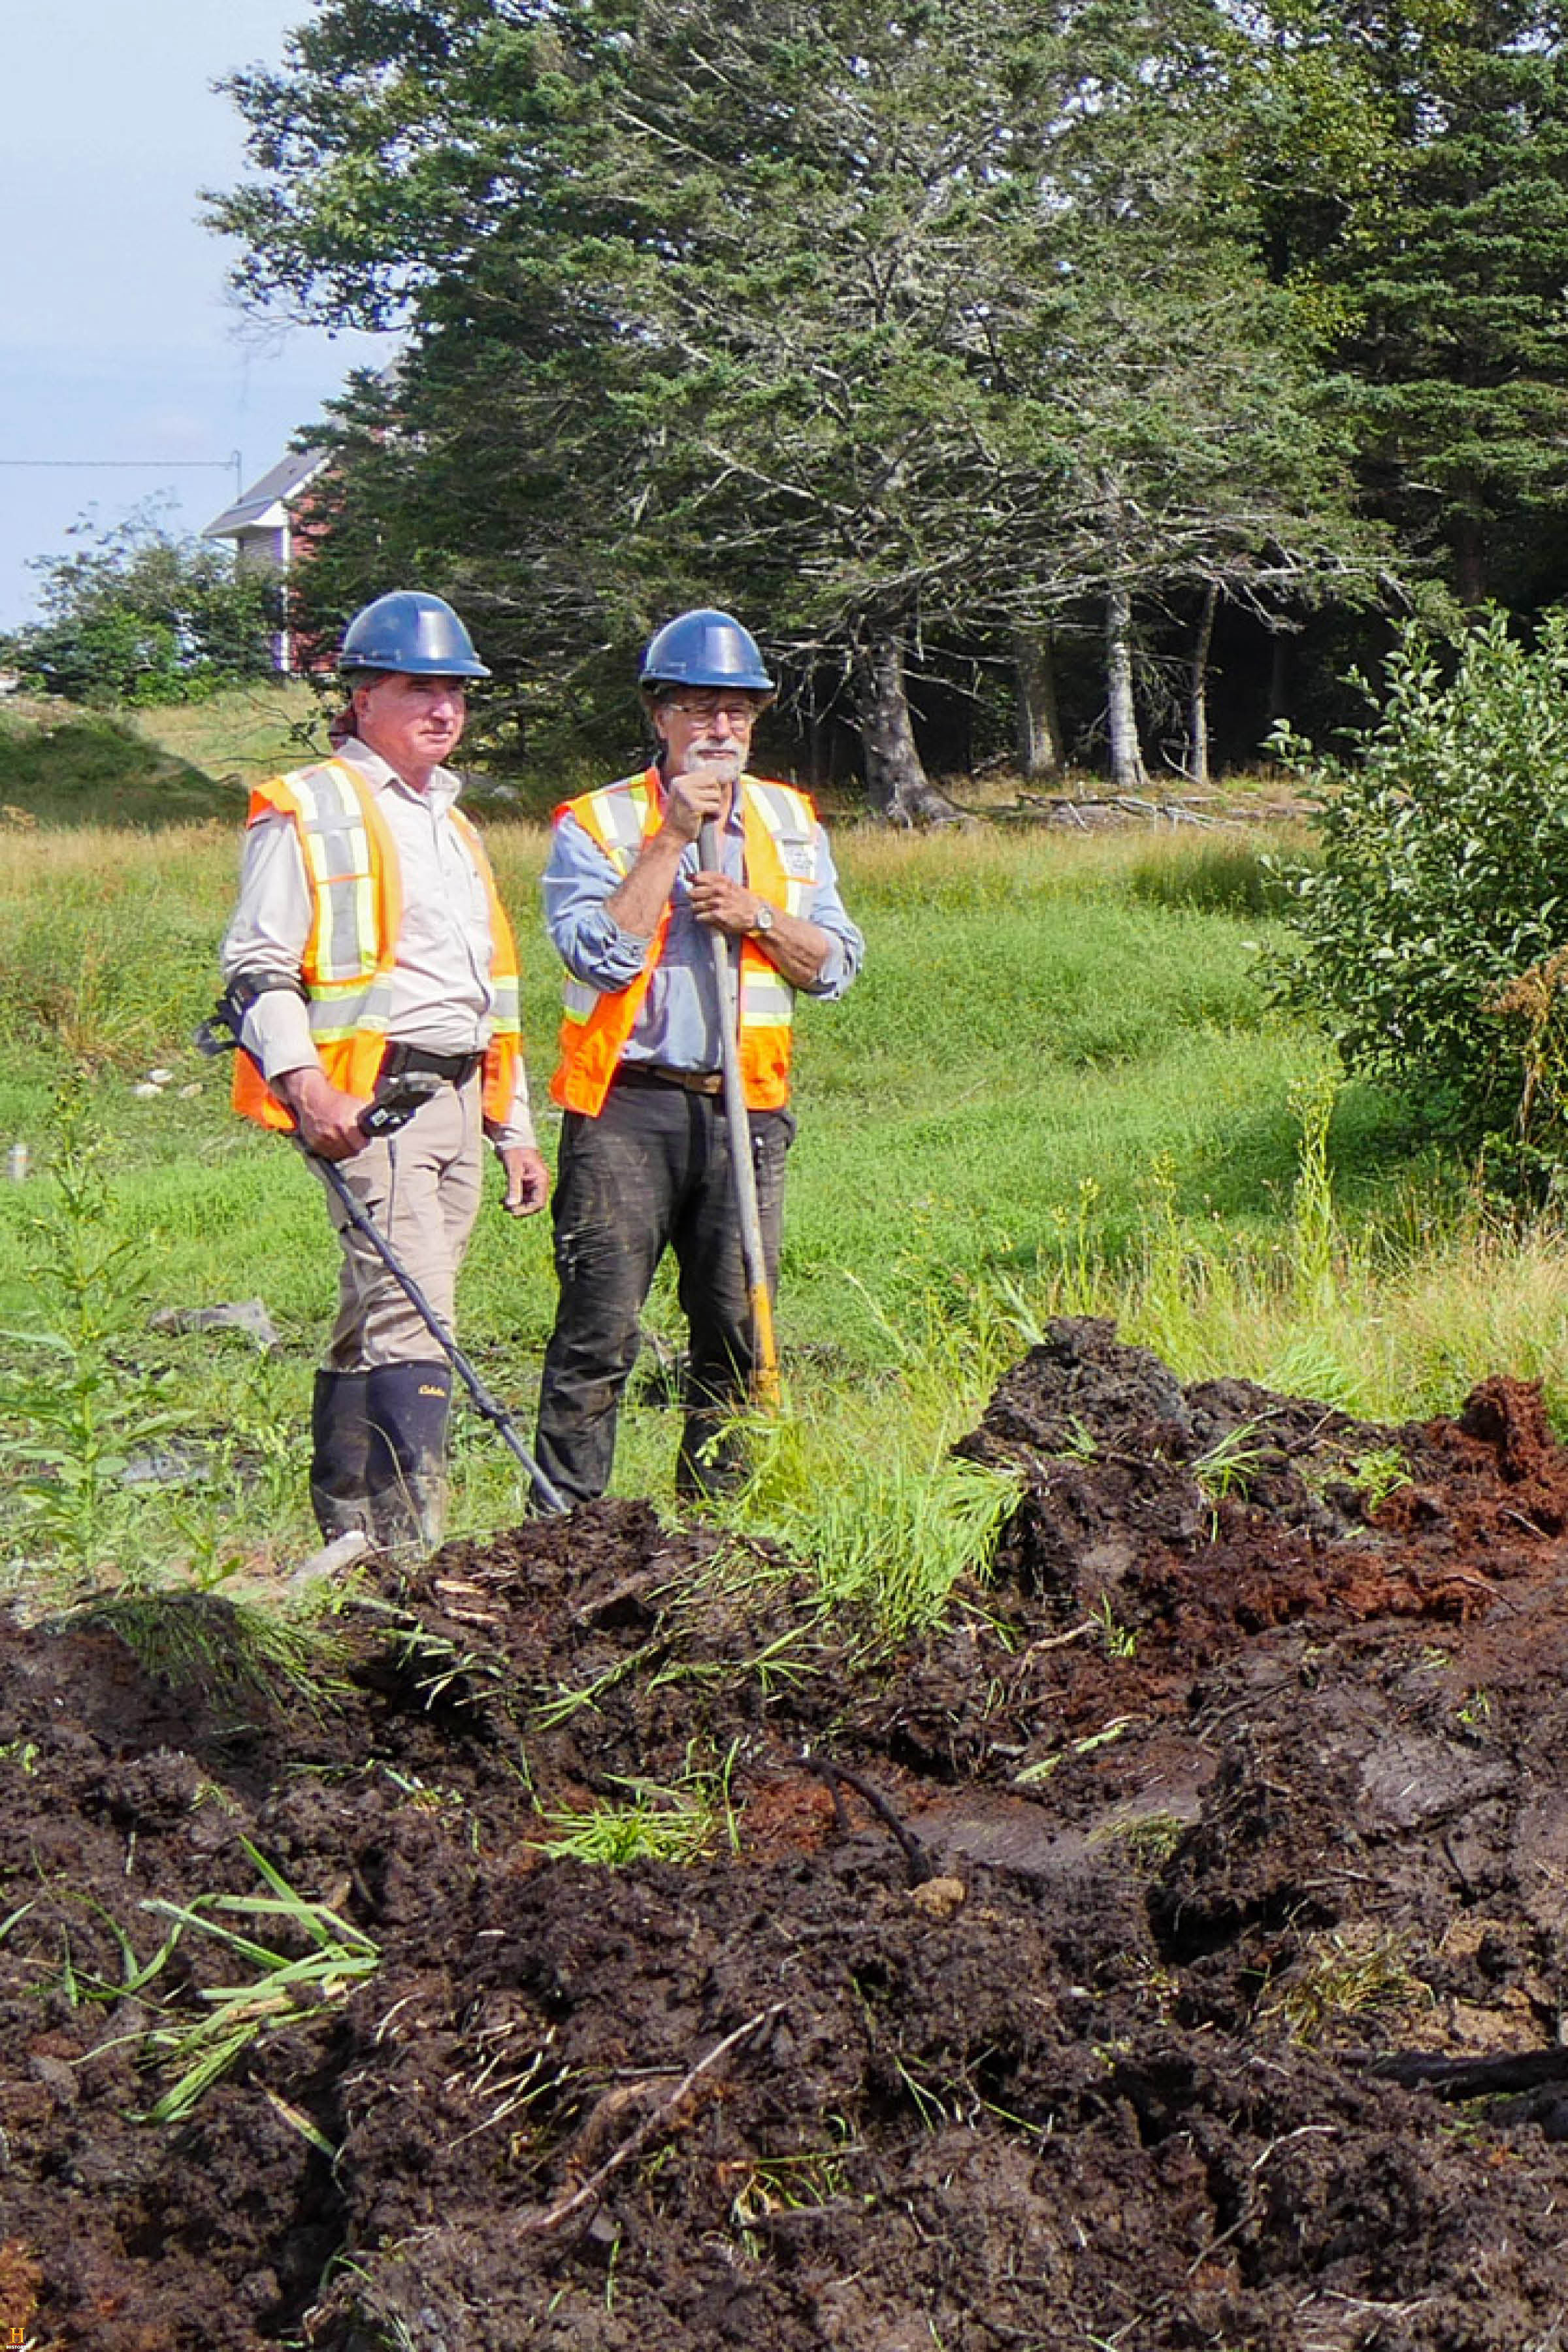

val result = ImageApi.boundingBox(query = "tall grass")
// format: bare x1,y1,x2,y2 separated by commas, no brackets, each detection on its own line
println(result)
0,824,238,1069
987,1081,1568,1428
724,1284,1027,1641
2,799,1564,1593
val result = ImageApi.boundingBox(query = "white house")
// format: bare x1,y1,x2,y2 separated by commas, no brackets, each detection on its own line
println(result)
204,449,331,672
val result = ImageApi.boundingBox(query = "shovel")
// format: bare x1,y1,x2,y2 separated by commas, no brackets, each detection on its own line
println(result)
698,815,781,1409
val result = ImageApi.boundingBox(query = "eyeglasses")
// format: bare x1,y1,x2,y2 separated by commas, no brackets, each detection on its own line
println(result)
662,696,761,725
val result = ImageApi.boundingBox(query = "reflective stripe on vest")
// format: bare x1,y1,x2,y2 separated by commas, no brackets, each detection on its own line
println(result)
449,804,524,1126
551,767,820,1117
231,759,522,1132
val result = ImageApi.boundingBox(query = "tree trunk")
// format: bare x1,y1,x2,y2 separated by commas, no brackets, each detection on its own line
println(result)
856,630,965,824
1453,491,1488,610
1103,586,1149,793
1267,628,1291,729
1013,628,1065,779
1188,581,1218,790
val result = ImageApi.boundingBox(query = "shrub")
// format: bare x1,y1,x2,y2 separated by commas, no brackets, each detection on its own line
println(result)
1272,611,1568,1177
1,503,278,706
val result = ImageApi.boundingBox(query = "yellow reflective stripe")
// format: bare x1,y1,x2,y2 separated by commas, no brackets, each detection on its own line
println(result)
562,979,600,1021
489,975,521,1032
579,779,653,876
745,780,817,917
304,973,376,1002
740,970,795,1022
284,761,380,987
307,976,395,1042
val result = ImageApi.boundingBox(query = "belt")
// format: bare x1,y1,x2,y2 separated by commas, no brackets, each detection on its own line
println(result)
379,1043,484,1086
615,1062,724,1096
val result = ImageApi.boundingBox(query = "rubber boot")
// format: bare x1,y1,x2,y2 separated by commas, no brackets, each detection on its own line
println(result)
309,1370,374,1540
365,1361,453,1554
675,1384,747,1507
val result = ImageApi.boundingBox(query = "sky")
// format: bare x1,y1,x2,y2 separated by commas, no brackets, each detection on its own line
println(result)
0,0,394,630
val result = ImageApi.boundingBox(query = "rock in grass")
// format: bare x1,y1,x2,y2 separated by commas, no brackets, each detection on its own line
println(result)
149,1299,282,1350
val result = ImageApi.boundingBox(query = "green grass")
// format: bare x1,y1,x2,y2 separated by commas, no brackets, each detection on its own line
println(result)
0,751,1560,1588
0,687,320,830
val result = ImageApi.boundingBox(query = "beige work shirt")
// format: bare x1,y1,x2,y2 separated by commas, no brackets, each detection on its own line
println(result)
220,737,536,1148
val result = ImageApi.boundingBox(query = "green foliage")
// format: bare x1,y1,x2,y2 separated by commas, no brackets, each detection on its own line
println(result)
64,1588,344,1708
3,504,279,707
1342,1446,1411,1513
127,1841,380,2125
1190,1420,1267,1503
1092,1810,1186,1869
1092,1592,1139,1659
534,1749,741,1865
12,808,1568,1595
1235,2,1568,610
735,1419,1024,1644
210,0,1369,796
1272,611,1568,1169
0,839,229,1067
1264,1924,1428,2046
0,1093,179,1578
0,1090,324,1614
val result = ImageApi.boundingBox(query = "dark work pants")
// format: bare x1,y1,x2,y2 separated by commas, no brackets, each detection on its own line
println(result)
532,1080,793,1506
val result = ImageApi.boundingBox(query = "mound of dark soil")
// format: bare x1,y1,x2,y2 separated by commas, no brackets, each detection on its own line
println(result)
7,1318,1568,2351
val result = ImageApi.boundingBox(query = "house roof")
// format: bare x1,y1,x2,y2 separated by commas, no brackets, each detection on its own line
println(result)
204,448,329,538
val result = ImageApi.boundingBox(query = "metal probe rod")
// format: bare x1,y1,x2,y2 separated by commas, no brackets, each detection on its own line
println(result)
308,1143,569,1514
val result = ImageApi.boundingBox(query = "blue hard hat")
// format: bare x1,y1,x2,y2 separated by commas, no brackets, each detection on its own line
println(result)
639,608,774,696
340,591,491,679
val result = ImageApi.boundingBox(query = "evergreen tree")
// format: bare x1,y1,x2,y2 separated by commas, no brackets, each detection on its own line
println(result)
212,0,1369,803
1245,0,1568,610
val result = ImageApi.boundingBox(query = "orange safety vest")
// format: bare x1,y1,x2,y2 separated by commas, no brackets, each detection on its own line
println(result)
551,766,821,1117
230,756,523,1132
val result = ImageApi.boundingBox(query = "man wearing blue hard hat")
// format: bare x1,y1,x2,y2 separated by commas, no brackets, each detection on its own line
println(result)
533,608,864,1505
220,590,549,1550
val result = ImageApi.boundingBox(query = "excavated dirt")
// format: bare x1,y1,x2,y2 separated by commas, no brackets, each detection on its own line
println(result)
8,1316,1568,2350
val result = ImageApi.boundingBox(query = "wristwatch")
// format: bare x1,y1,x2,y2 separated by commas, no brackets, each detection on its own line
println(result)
753,901,776,936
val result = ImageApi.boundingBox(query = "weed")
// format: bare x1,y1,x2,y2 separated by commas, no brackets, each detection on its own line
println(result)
1191,1420,1267,1503
732,1409,1023,1645
533,1795,711,1867
1457,1688,1494,1736
529,1634,668,1731
0,1088,180,1581
1092,1593,1138,1660
1343,1446,1413,1514
1264,1925,1430,2045
723,2144,858,2257
373,1609,510,1713
126,1840,380,2122
1053,1414,1100,1462
61,1587,344,1710
534,1744,742,1867
892,2055,961,2132
1012,1716,1134,1786
1092,1811,1187,1869
1288,1071,1341,1315
12,813,1568,1572
1044,1177,1105,1315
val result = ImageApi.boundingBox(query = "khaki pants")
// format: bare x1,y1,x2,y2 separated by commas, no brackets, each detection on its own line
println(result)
313,1073,484,1371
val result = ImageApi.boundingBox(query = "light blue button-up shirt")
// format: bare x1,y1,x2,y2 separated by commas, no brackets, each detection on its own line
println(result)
542,776,864,1074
